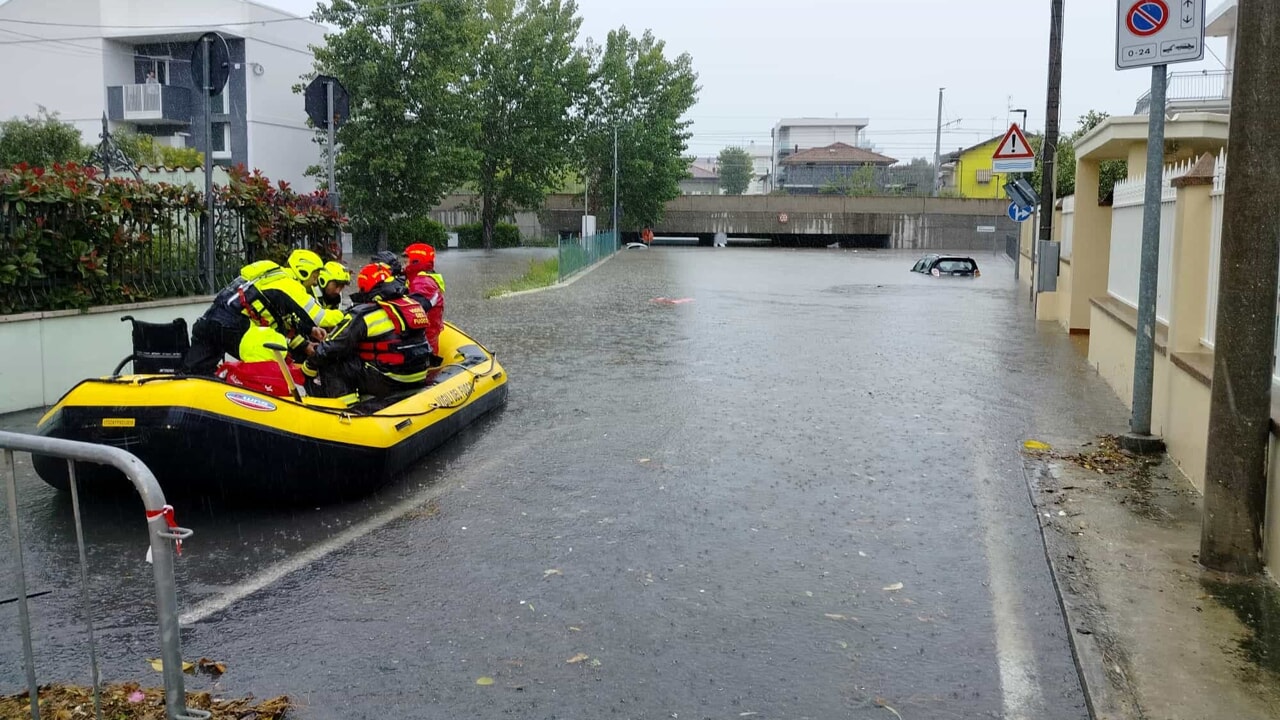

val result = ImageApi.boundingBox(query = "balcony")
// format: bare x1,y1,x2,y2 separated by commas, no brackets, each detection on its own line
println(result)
1135,70,1233,115
106,84,191,125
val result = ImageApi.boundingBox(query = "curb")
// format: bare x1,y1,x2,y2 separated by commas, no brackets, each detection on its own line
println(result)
1019,457,1135,720
488,248,624,299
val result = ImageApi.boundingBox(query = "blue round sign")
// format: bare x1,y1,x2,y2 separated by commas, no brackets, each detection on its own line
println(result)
1126,0,1168,37
1008,202,1034,223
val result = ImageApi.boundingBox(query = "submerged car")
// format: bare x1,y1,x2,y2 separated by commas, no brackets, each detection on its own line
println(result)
912,255,980,278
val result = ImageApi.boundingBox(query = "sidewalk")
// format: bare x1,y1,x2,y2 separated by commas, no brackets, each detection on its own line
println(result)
1023,438,1280,719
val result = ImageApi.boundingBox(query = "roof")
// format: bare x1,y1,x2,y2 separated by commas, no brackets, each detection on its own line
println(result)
779,142,897,166
1207,0,1236,37
945,134,1006,162
687,163,719,180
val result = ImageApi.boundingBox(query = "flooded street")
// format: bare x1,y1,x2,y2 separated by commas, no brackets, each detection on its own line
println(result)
2,247,1134,719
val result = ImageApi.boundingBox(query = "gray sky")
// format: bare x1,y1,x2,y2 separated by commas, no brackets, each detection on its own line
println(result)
274,0,1232,162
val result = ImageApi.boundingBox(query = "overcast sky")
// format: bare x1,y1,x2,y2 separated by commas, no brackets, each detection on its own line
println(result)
230,0,1232,162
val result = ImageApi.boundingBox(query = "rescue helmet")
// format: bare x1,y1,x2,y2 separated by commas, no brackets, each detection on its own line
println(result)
404,243,436,273
287,249,324,284
318,261,351,287
356,263,394,294
371,250,403,277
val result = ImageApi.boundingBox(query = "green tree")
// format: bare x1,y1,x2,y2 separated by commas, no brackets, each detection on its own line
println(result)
1029,110,1125,203
0,109,87,168
469,0,590,249
311,0,483,245
580,28,699,230
716,146,752,195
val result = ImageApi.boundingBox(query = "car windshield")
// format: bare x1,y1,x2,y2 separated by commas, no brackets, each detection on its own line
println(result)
936,259,976,273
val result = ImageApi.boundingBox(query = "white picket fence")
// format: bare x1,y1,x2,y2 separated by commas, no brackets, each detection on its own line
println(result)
1060,194,1075,260
1107,159,1188,323
1203,150,1227,348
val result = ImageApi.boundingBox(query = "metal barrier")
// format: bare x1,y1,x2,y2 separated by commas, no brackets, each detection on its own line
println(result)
558,231,619,281
1,430,208,720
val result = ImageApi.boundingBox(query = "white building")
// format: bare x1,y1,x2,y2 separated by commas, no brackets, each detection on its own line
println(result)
0,0,325,189
770,117,870,185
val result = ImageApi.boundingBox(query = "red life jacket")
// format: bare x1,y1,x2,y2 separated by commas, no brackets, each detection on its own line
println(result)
356,296,432,369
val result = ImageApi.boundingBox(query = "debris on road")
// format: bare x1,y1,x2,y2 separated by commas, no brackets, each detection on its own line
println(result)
1023,439,1053,452
0,684,290,719
566,653,590,664
882,582,904,592
475,676,495,686
543,568,563,577
650,297,694,305
148,658,195,673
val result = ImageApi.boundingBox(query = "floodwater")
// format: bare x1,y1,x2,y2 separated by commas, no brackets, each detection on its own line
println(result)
1,246,1134,719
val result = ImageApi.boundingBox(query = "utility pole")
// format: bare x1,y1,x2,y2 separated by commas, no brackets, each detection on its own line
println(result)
612,125,619,240
1201,0,1280,575
1035,0,1064,308
932,87,944,196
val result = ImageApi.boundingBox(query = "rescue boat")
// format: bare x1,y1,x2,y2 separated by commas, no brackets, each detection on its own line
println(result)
32,322,508,503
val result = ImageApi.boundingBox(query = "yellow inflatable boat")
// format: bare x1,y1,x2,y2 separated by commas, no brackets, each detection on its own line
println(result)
33,322,507,503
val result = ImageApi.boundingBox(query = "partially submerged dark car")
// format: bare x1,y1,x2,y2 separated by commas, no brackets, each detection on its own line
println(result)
911,255,980,278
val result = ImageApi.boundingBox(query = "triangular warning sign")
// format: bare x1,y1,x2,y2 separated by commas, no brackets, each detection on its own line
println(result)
993,123,1036,160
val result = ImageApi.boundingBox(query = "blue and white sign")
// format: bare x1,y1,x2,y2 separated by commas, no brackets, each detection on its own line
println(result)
1008,202,1034,223
1116,0,1203,70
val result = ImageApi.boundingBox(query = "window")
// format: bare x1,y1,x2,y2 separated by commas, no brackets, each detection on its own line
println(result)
135,56,169,85
211,122,231,159
210,90,228,115
975,168,993,184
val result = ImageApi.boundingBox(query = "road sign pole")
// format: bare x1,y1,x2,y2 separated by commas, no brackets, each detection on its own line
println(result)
202,38,215,294
326,79,339,255
1126,64,1167,445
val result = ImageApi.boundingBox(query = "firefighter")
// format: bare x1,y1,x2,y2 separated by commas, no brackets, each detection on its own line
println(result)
401,243,445,355
301,264,436,402
183,249,340,375
315,261,351,314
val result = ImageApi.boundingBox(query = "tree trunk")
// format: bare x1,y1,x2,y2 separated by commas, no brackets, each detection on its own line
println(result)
481,190,498,251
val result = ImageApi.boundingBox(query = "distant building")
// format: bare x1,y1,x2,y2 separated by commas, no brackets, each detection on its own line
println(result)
771,117,871,183
0,0,325,189
942,135,1008,200
776,142,896,194
680,159,720,195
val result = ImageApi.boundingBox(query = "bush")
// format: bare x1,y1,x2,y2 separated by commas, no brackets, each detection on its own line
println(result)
454,222,521,249
388,216,449,252
0,110,87,169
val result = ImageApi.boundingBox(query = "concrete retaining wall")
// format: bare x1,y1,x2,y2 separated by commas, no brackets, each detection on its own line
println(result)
431,193,1018,249
0,297,211,414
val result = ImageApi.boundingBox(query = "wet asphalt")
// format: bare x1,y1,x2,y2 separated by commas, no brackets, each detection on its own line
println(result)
0,245,1135,719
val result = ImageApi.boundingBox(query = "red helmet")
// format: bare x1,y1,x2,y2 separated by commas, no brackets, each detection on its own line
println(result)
404,243,436,275
356,263,393,294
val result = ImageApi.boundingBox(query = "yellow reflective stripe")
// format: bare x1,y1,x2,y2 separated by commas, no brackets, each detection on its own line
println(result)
364,313,394,337
385,370,427,384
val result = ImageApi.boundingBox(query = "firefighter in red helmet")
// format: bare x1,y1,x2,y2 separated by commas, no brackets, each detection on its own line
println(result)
401,243,445,355
300,264,437,402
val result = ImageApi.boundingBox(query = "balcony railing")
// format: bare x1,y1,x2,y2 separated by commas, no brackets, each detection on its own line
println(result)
107,83,191,124
1135,70,1233,115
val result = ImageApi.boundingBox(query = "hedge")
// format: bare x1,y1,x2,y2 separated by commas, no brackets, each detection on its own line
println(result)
454,222,521,249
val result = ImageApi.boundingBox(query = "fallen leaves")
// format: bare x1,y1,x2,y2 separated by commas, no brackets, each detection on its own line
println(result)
566,653,590,664
0,684,290,720
147,658,195,673
543,568,563,577
1023,440,1053,452
882,582,904,592
475,676,495,686
875,696,905,720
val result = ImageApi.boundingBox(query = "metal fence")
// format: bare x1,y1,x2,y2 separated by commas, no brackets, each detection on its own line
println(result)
1107,160,1187,323
2,430,205,720
1,204,252,314
1135,70,1233,114
558,231,618,281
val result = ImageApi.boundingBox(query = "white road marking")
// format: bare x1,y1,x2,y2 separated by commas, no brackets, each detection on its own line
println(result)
180,447,517,626
973,450,1047,720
